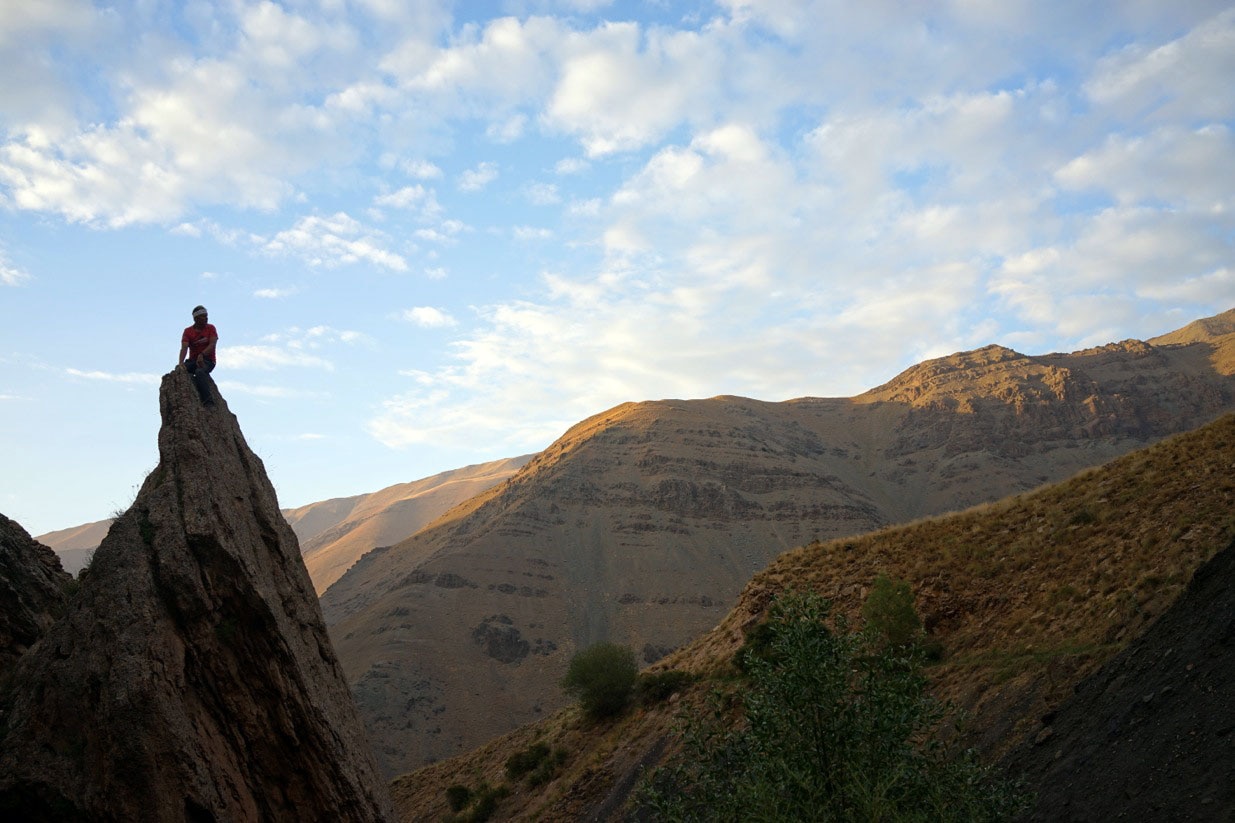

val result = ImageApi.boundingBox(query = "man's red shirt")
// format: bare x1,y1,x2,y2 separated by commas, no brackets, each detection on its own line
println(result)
182,323,218,362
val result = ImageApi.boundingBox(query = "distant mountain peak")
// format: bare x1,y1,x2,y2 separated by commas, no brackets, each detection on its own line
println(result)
1149,306,1235,346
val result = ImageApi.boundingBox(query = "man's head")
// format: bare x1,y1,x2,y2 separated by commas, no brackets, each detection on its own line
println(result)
192,305,208,326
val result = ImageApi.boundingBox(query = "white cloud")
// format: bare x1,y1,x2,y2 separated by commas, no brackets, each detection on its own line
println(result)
554,157,589,175
523,182,560,205
373,185,441,214
1,251,31,286
400,159,443,179
223,346,334,371
1085,7,1235,122
486,113,527,142
254,287,298,299
263,212,408,270
413,219,467,244
1056,125,1235,212
65,368,159,384
260,325,373,350
457,161,498,191
513,226,553,240
215,380,329,399
544,21,727,156
401,306,457,328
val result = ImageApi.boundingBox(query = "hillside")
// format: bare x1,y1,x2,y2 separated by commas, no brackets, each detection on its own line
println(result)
285,455,532,593
390,410,1235,821
33,520,111,577
323,309,1235,776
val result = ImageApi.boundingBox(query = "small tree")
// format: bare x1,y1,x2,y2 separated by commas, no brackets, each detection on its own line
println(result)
561,642,638,720
863,573,923,649
635,591,1027,821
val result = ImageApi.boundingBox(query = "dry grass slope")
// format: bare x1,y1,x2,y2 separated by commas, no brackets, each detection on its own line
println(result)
391,412,1235,821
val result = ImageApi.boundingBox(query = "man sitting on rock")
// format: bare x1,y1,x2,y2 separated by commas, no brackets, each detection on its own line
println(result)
179,305,218,406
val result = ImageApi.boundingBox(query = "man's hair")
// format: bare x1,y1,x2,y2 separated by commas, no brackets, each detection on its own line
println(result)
192,305,208,317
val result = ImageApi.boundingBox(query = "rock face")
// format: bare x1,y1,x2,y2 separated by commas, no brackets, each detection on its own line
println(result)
0,514,70,671
0,369,392,821
1001,536,1235,820
323,311,1235,776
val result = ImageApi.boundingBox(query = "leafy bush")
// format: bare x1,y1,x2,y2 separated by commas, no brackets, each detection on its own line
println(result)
446,782,509,823
862,573,924,649
635,669,696,706
505,742,551,780
635,591,1028,821
444,785,471,812
561,642,638,720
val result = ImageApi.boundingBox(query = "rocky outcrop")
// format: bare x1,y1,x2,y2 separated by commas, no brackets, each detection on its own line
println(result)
1001,536,1235,820
0,514,71,672
0,369,392,821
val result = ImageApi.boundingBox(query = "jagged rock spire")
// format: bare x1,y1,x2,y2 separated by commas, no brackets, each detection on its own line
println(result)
0,369,392,821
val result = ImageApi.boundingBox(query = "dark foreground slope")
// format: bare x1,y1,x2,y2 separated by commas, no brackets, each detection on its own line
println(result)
0,369,392,821
1001,536,1235,821
0,514,70,671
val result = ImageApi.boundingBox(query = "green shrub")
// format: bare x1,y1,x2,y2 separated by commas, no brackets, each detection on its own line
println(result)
561,642,638,720
635,670,696,706
468,784,509,823
445,784,471,812
862,573,924,649
505,742,550,780
446,782,509,823
635,591,1029,821
527,748,569,788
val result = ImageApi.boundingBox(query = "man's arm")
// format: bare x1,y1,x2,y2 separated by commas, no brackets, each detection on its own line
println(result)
199,331,217,361
179,334,189,366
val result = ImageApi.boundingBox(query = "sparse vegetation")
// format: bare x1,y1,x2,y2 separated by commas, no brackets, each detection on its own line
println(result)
444,781,510,823
635,669,697,706
561,642,638,720
635,591,1029,821
504,741,567,786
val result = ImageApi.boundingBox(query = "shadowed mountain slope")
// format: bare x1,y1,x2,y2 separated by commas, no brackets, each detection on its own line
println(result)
0,514,70,672
0,369,392,821
391,411,1235,821
1001,535,1235,821
324,310,1235,776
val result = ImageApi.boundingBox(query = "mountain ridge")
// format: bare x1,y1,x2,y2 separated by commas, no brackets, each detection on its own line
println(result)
389,409,1235,820
326,309,1235,776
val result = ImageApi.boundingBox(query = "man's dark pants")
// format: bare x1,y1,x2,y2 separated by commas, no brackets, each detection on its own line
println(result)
184,359,216,405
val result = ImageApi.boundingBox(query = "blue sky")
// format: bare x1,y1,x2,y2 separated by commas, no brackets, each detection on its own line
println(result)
2,1,1233,537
